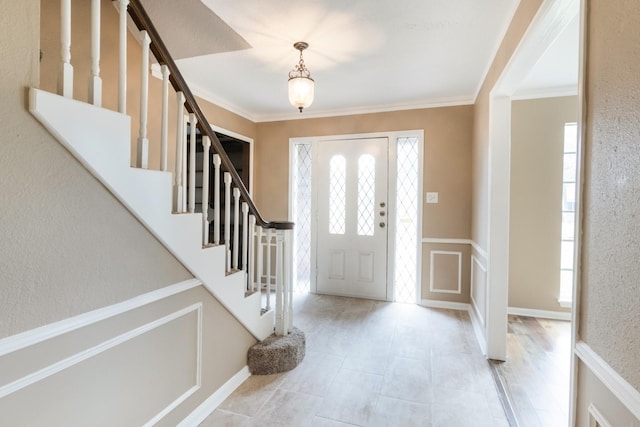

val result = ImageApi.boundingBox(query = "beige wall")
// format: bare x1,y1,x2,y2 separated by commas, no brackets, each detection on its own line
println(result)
255,106,473,300
39,0,256,172
0,0,194,338
509,96,577,312
0,285,256,426
575,0,640,420
255,107,473,231
422,243,471,304
0,1,258,423
472,0,544,251
468,0,545,348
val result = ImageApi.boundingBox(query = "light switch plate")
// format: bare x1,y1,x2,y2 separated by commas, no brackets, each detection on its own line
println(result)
426,192,438,204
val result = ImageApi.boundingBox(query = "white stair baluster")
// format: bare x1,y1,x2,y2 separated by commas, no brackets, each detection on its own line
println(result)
275,230,284,335
284,229,294,332
117,0,129,114
160,65,170,172
224,172,232,271
266,228,272,311
174,92,185,213
213,154,221,245
89,0,101,106
233,188,240,270
58,0,73,98
202,136,211,245
188,114,197,213
248,215,256,292
182,118,188,212
136,30,150,169
242,202,249,274
256,226,264,299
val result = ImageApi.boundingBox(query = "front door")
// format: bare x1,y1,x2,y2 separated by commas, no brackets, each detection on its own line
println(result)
313,138,389,300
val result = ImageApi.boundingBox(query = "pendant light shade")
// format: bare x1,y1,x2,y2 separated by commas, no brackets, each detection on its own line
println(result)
288,42,314,113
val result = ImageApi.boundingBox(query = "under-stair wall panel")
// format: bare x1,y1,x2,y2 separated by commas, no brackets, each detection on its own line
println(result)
0,282,256,426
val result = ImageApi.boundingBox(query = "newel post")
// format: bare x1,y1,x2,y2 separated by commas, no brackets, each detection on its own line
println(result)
275,229,294,336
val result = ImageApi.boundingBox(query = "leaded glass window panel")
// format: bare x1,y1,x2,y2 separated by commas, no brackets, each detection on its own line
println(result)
357,154,375,236
329,155,346,235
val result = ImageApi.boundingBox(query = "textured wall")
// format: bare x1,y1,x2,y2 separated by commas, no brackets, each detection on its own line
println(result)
509,96,577,312
580,0,640,390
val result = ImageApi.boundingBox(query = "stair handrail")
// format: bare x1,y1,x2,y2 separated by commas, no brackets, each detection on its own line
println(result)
126,0,293,231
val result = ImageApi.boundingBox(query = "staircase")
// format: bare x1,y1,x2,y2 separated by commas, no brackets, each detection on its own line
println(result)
30,0,294,341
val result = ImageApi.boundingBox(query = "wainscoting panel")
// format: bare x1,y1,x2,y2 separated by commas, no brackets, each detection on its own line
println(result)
575,342,640,425
0,283,256,427
0,305,201,426
420,240,472,305
429,250,462,294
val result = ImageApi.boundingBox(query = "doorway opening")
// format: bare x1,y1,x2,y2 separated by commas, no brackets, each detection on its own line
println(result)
484,0,582,424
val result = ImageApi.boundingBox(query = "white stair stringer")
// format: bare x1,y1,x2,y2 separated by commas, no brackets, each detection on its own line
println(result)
29,88,274,340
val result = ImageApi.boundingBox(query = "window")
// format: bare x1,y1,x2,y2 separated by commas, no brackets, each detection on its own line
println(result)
395,137,420,303
292,143,312,292
559,123,577,305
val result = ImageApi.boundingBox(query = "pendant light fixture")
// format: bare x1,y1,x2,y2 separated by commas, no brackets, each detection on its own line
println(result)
288,41,314,113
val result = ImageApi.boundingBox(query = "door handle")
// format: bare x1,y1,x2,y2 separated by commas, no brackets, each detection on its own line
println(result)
379,222,386,228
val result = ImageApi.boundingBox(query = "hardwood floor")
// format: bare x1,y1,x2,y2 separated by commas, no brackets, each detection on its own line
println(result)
201,293,510,426
492,315,572,427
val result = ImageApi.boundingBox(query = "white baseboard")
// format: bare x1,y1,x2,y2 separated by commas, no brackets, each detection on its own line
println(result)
0,279,201,357
468,302,487,356
575,341,640,422
420,299,470,311
508,306,572,321
177,366,251,427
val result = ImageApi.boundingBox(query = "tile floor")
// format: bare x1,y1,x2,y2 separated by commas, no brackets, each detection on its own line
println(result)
200,293,510,427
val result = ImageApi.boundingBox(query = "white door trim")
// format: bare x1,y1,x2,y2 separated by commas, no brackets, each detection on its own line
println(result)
485,0,580,361
289,130,423,302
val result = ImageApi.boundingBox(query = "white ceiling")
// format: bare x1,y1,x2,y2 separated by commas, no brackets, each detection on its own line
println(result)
153,0,579,122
